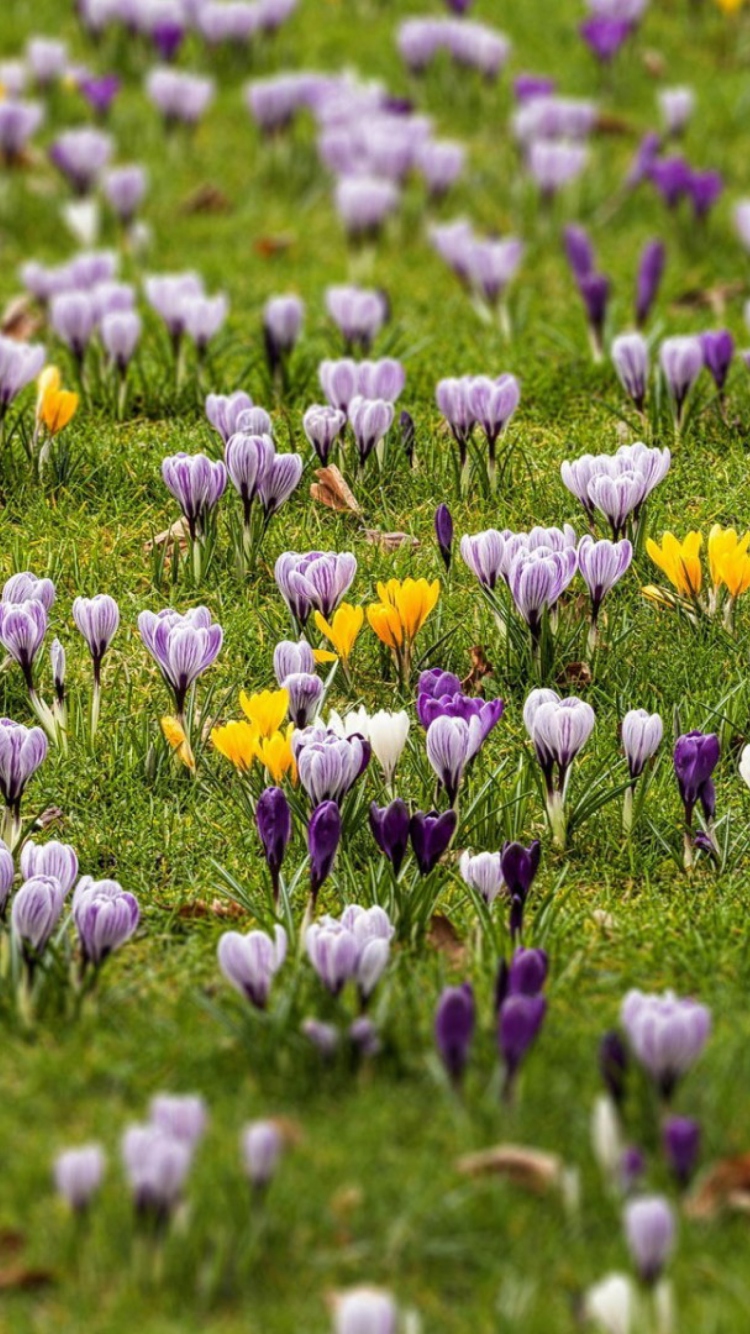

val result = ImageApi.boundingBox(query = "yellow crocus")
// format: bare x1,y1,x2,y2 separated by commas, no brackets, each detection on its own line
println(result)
36,366,79,436
374,578,441,642
707,525,750,588
256,725,297,784
211,720,258,772
240,688,289,737
715,0,743,13
161,715,195,771
646,532,703,598
367,601,404,649
314,603,364,663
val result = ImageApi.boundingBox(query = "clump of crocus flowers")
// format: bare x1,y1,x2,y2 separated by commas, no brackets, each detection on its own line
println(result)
367,578,440,683
645,525,750,630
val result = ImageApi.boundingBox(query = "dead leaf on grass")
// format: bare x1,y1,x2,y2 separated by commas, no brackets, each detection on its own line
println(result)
456,1144,564,1193
427,914,466,966
180,183,232,214
685,1155,750,1220
1,296,44,341
143,517,190,554
363,530,419,552
310,465,361,514
0,1266,55,1291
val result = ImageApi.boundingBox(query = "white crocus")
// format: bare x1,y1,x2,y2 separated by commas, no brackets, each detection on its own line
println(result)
591,1094,623,1189
739,744,750,789
583,1273,635,1334
368,709,409,786
327,706,371,740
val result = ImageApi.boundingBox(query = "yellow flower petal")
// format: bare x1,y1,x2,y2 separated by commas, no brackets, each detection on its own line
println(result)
210,720,258,772
239,688,289,737
314,603,364,662
161,715,195,771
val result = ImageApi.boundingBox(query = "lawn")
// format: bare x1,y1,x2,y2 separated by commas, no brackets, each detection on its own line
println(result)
2,0,750,1330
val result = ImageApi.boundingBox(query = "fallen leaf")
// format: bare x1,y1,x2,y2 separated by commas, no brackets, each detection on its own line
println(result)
671,282,743,316
270,1115,304,1147
32,807,65,832
556,661,592,689
143,517,190,553
427,914,466,965
591,909,617,933
171,898,244,920
0,1267,55,1291
1,295,44,341
642,49,666,77
462,645,494,693
254,233,295,257
310,465,361,514
180,183,232,214
363,530,420,552
0,1231,25,1256
595,113,635,135
456,1144,564,1193
685,1155,750,1220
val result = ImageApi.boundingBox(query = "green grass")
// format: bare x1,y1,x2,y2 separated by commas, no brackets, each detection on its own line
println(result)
3,0,750,1329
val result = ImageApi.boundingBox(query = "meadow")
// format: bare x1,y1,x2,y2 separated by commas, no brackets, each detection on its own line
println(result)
2,0,750,1330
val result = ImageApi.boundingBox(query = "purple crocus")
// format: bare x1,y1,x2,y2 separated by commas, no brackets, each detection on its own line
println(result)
663,1116,700,1187
273,638,316,685
242,1121,283,1193
357,360,405,403
468,374,520,462
224,432,273,531
0,719,47,845
72,877,140,967
2,571,55,611
409,808,457,875
635,240,665,328
434,504,453,572
293,726,369,806
500,839,541,940
217,924,287,1008
688,169,723,221
498,993,546,1096
50,291,97,363
319,359,360,414
20,839,78,896
0,100,44,163
101,311,142,374
263,295,304,375
460,529,507,590
673,731,719,854
0,598,47,692
578,272,611,359
308,799,341,901
325,286,387,352
0,335,46,417
102,165,147,226
274,551,357,627
11,874,64,957
54,1145,106,1213
624,1196,675,1285
256,787,292,903
563,225,594,283
0,839,14,917
577,536,632,634
258,451,303,521
50,126,113,194
508,548,578,644
303,405,346,465
425,715,476,806
580,16,631,63
79,74,120,119
285,673,323,728
206,392,255,445
436,376,475,470
700,330,734,393
73,594,119,684
369,799,410,876
621,989,711,1099
161,453,227,542
622,709,663,781
612,333,649,411
121,1124,193,1225
435,983,475,1085
138,607,223,714
649,155,691,210
599,1030,628,1107
145,68,215,129
149,1095,207,1148
348,396,394,468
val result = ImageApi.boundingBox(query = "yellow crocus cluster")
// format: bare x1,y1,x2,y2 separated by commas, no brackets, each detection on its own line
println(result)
645,526,750,627
367,578,440,679
211,688,297,783
715,0,743,13
314,603,363,666
36,366,79,437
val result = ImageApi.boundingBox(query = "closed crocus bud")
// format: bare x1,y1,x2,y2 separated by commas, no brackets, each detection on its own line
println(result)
400,409,415,466
241,1120,283,1192
583,1272,635,1334
660,335,703,423
621,989,711,1100
285,672,323,727
308,800,341,901
434,503,453,571
21,839,78,896
302,1017,340,1058
459,850,504,905
256,786,292,902
54,1144,106,1212
622,710,663,781
635,240,665,328
11,874,64,955
435,983,475,1084
673,730,720,825
500,839,541,939
72,594,119,681
623,1195,675,1285
368,710,409,786
564,224,594,282
409,808,457,875
498,993,546,1093
101,310,141,373
150,1094,207,1147
73,878,140,966
700,329,734,393
348,395,394,468
334,1287,398,1334
258,451,304,521
507,947,548,996
217,924,287,1008
50,638,66,704
303,404,346,465
349,1015,380,1058
369,799,410,876
663,1116,700,1187
599,1030,629,1108
0,838,14,916
263,295,304,373
611,333,649,412
273,638,316,685
121,1124,193,1223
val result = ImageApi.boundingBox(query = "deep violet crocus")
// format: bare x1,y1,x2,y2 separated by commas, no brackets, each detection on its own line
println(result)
663,1116,700,1187
308,800,342,902
434,504,454,572
498,992,547,1099
700,330,734,394
599,1029,629,1108
635,240,665,328
256,787,292,904
500,839,541,940
435,983,475,1085
580,16,631,63
369,799,410,877
673,730,719,867
409,808,457,876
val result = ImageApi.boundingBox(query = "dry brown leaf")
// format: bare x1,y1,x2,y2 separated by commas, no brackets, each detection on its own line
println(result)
462,645,494,693
427,914,466,965
143,517,190,553
310,465,361,515
591,909,617,933
35,806,64,831
0,1266,55,1291
1,295,44,341
169,898,244,920
180,183,232,214
363,530,419,552
270,1115,304,1147
0,1230,26,1256
671,282,743,316
254,233,295,257
595,113,635,135
642,49,666,77
685,1155,750,1220
456,1144,564,1193
557,661,593,689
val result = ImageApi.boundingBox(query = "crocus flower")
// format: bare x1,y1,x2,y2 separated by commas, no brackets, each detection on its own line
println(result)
577,536,632,646
102,164,147,225
563,225,594,283
35,366,79,439
659,336,704,424
11,874,65,957
348,395,394,468
646,530,702,599
206,391,255,444
0,335,46,419
101,311,141,376
72,593,119,720
458,850,504,905
306,906,393,1000
436,376,474,472
303,405,346,464
434,504,453,572
409,808,457,875
256,787,292,903
369,799,410,876
73,877,140,966
0,99,44,164
275,552,357,628
368,710,410,786
54,1144,106,1212
635,240,665,328
425,715,477,806
334,1288,398,1334
0,598,47,693
663,1116,700,1187
673,731,719,862
658,87,694,137
242,1120,283,1193
325,286,387,351
611,333,649,411
498,993,546,1097
460,528,507,589
217,924,287,1008
367,578,440,681
621,989,711,1098
138,606,223,716
50,292,97,363
524,690,595,846
649,155,691,209
313,604,364,670
0,839,14,917
21,839,78,896
145,68,215,129
0,719,48,848
263,295,304,375
334,175,400,242
284,673,323,727
688,168,723,221
161,453,227,544
50,126,113,194
273,638,316,684
308,800,342,901
622,710,663,782
293,726,369,807
149,1095,207,1147
583,1274,635,1334
121,1124,193,1224
700,330,734,393
435,983,475,1085
580,16,631,62
500,839,541,939
468,374,520,475
600,1030,629,1108
623,1196,675,1285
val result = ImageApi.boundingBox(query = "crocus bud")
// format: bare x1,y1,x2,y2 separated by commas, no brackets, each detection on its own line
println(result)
334,1288,398,1334
308,800,341,901
435,983,475,1084
599,1030,628,1107
409,808,457,876
498,993,546,1095
256,786,292,902
349,1016,380,1058
217,924,287,1008
241,1120,283,1192
611,333,649,412
11,874,64,956
54,1144,106,1212
583,1273,635,1334
150,1094,208,1147
121,1124,193,1224
635,240,665,328
673,730,719,826
303,404,346,465
369,799,410,876
659,335,703,423
72,877,140,966
620,1146,646,1195
500,839,541,939
663,1116,700,1186
50,637,66,703
434,503,453,571
368,710,409,785
21,839,78,896
700,329,734,393
302,1016,340,1058
622,710,663,781
507,947,548,996
0,838,13,916
623,1195,675,1285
